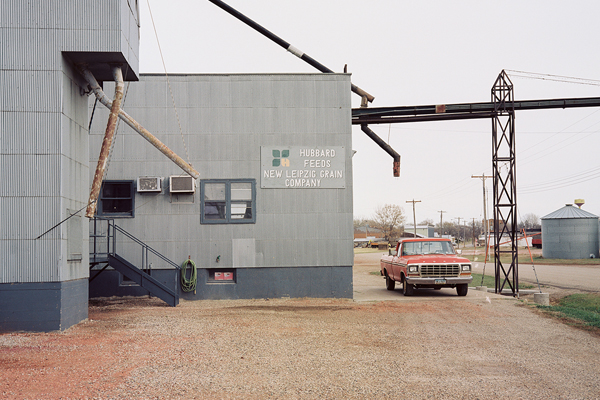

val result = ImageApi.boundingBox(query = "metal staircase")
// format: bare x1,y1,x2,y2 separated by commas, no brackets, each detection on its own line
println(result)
90,218,180,307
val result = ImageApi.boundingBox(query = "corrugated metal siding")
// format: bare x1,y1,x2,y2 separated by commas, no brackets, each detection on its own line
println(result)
0,196,62,282
1,0,138,284
1,0,117,30
1,0,138,70
0,71,62,113
542,217,600,259
89,74,353,269
0,113,60,154
0,28,61,70
0,155,60,197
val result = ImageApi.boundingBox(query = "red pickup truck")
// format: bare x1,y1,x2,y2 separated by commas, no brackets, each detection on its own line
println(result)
380,238,472,296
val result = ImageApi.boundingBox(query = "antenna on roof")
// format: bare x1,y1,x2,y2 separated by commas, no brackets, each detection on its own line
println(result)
208,0,375,106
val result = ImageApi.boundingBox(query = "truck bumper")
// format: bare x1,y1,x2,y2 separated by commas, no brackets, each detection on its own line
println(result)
406,276,473,286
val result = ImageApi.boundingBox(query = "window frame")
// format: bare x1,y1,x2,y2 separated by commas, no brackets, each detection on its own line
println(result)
200,179,256,224
97,180,135,218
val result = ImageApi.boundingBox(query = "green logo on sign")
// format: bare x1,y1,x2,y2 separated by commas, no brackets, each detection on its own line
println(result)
272,149,290,167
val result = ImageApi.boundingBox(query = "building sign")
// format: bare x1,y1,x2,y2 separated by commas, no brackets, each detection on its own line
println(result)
261,146,346,188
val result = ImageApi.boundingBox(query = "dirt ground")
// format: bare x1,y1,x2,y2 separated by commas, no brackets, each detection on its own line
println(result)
1,253,600,399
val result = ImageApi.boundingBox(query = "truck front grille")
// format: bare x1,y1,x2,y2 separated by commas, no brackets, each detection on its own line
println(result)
420,264,460,277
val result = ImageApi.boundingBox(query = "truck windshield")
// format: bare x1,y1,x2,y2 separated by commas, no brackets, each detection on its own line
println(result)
402,241,455,255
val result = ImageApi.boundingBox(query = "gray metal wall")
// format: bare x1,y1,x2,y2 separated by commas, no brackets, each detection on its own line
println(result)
1,0,139,331
542,218,600,259
89,74,354,297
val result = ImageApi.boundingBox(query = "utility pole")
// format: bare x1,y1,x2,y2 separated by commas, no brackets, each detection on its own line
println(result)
438,210,446,238
472,218,476,247
406,199,421,237
472,173,493,251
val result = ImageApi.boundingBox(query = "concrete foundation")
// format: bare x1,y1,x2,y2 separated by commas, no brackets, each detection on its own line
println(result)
534,292,550,306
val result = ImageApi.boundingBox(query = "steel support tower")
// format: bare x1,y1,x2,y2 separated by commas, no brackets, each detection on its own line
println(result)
491,71,518,295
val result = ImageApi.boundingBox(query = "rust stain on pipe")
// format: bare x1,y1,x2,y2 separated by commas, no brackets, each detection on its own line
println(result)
86,66,125,218
79,67,200,180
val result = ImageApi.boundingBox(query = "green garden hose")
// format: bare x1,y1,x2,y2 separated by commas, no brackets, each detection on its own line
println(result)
180,258,197,293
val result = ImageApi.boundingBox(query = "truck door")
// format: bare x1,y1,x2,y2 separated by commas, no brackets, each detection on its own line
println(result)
391,243,402,280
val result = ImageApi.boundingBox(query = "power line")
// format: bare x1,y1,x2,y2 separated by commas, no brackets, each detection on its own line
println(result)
505,70,600,87
518,110,600,164
146,0,191,164
519,165,600,190
519,173,600,195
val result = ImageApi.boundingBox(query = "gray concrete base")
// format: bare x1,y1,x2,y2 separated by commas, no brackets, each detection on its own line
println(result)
534,292,550,306
90,266,353,301
0,279,88,332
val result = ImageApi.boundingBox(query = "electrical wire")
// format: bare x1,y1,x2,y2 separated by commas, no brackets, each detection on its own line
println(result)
517,112,600,167
519,164,600,190
505,70,600,87
145,0,191,165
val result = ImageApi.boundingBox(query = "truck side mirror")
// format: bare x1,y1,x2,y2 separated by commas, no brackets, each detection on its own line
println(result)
456,249,462,255
389,249,397,256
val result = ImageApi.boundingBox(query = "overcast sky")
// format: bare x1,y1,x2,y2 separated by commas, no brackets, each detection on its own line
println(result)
137,0,600,225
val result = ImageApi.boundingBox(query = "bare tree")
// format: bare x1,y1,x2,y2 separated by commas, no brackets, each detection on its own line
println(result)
371,204,405,242
419,218,434,226
353,217,369,230
519,213,541,230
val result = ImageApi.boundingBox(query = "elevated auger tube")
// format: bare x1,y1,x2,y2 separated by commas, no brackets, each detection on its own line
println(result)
86,66,124,218
208,0,374,105
79,67,200,180
361,124,401,177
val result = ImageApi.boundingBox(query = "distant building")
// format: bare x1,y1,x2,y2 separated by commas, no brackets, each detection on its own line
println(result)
404,225,435,238
353,226,384,239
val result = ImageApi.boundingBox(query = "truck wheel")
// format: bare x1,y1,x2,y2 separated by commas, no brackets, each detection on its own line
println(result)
385,274,395,291
403,280,414,296
456,284,468,296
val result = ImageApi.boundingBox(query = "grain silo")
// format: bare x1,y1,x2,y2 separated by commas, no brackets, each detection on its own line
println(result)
541,204,600,259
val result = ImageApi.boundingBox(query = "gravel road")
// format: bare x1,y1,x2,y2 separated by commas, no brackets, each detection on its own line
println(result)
1,252,599,399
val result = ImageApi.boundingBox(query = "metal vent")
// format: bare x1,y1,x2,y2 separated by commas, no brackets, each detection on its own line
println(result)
419,264,460,278
137,177,162,193
170,176,195,193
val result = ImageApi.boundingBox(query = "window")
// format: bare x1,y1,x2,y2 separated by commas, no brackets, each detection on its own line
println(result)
207,269,236,283
98,180,135,217
201,179,256,224
402,241,455,255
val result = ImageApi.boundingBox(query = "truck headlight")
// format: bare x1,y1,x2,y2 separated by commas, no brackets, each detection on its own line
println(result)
408,265,418,273
461,264,471,272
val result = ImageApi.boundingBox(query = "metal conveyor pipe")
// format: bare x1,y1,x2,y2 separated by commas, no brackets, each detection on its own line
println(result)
79,67,200,181
86,66,125,218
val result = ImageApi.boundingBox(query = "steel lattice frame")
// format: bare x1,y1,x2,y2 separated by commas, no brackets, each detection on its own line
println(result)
491,71,518,296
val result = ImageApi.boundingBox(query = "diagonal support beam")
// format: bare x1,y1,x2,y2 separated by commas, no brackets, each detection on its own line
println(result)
79,67,200,181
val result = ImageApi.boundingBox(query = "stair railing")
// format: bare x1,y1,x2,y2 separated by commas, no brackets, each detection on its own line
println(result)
90,217,180,272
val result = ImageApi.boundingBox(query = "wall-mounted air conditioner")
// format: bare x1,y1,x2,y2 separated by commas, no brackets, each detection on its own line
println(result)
170,175,195,193
137,177,162,193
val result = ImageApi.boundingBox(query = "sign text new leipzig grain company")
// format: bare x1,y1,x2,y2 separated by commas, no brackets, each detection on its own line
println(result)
261,146,346,188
